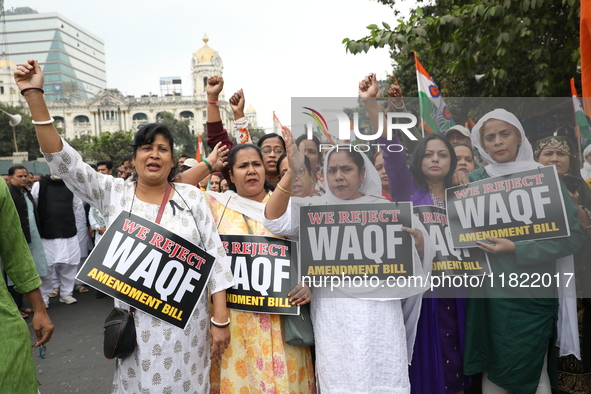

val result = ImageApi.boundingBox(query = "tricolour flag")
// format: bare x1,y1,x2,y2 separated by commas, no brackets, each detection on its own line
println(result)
196,134,205,162
414,52,455,134
273,112,283,135
571,78,591,149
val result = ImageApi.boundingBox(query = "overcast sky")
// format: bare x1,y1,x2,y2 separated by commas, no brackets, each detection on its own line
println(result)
5,0,412,130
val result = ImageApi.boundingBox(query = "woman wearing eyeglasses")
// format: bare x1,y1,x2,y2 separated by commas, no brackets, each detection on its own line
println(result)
277,153,319,198
257,134,285,187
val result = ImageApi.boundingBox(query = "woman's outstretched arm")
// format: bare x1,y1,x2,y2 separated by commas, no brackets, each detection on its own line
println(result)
14,59,62,153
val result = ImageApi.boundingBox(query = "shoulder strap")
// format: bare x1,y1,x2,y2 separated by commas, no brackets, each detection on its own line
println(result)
155,183,172,224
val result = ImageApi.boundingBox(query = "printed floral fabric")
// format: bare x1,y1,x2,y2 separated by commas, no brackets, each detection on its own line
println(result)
205,193,316,394
42,139,234,394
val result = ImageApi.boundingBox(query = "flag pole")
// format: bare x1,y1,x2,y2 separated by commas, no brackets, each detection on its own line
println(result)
571,78,584,167
414,52,425,138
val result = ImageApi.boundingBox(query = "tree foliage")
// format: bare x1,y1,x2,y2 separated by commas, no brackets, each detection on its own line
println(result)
344,0,580,97
0,104,42,160
248,127,267,144
66,130,133,166
157,111,197,158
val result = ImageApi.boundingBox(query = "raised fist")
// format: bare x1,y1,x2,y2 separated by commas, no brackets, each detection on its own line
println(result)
14,59,44,91
206,76,224,99
359,73,379,98
229,89,245,115
387,75,403,108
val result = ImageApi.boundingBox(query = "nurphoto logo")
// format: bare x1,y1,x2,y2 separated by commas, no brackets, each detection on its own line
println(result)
302,106,417,152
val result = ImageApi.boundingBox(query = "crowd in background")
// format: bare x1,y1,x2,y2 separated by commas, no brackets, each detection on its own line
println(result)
3,58,591,394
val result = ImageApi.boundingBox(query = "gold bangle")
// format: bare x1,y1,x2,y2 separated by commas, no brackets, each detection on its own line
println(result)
275,184,291,195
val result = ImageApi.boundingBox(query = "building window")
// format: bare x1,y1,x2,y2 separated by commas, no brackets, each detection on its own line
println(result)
74,115,89,124
202,110,206,118
180,111,194,119
203,77,208,88
0,86,4,95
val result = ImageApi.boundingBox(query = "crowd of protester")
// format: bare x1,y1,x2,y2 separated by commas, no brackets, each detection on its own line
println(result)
2,58,591,394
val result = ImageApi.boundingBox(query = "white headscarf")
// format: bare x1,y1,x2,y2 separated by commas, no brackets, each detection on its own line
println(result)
580,145,591,181
471,109,542,178
287,145,433,297
320,144,384,204
472,110,580,359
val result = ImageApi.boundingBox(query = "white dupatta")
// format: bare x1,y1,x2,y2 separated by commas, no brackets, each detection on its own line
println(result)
265,145,434,362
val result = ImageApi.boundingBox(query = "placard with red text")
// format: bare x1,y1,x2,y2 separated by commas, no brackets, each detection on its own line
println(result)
299,202,414,280
220,234,299,315
446,166,570,248
76,211,216,329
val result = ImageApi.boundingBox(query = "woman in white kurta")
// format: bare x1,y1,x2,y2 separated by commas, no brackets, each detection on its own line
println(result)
15,59,234,394
264,128,434,394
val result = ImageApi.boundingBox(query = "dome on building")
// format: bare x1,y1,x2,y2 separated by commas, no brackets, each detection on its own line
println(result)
246,105,256,114
194,34,216,63
0,55,16,69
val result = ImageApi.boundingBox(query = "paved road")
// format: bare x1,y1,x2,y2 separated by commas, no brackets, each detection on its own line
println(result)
26,290,115,394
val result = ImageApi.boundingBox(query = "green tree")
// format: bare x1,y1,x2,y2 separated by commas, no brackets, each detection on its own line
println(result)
344,0,580,97
0,104,42,160
157,111,197,157
66,130,133,166
87,130,133,165
67,134,94,161
248,127,267,144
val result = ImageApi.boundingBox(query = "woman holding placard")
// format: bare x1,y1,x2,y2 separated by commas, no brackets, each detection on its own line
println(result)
359,73,470,394
463,110,584,394
15,59,234,393
533,135,591,393
263,124,434,393
199,144,316,394
184,85,315,393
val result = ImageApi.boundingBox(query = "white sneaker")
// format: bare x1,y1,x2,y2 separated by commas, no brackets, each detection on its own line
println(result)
44,300,50,309
59,295,77,304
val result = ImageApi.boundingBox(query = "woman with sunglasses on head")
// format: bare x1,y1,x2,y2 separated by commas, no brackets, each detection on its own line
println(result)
16,59,235,393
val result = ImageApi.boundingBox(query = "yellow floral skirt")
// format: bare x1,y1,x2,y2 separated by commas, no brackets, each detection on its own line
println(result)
210,309,316,394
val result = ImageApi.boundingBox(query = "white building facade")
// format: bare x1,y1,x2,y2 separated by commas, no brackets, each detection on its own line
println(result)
24,35,240,140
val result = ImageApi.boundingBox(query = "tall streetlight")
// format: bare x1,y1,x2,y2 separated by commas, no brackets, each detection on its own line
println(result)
0,109,22,152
